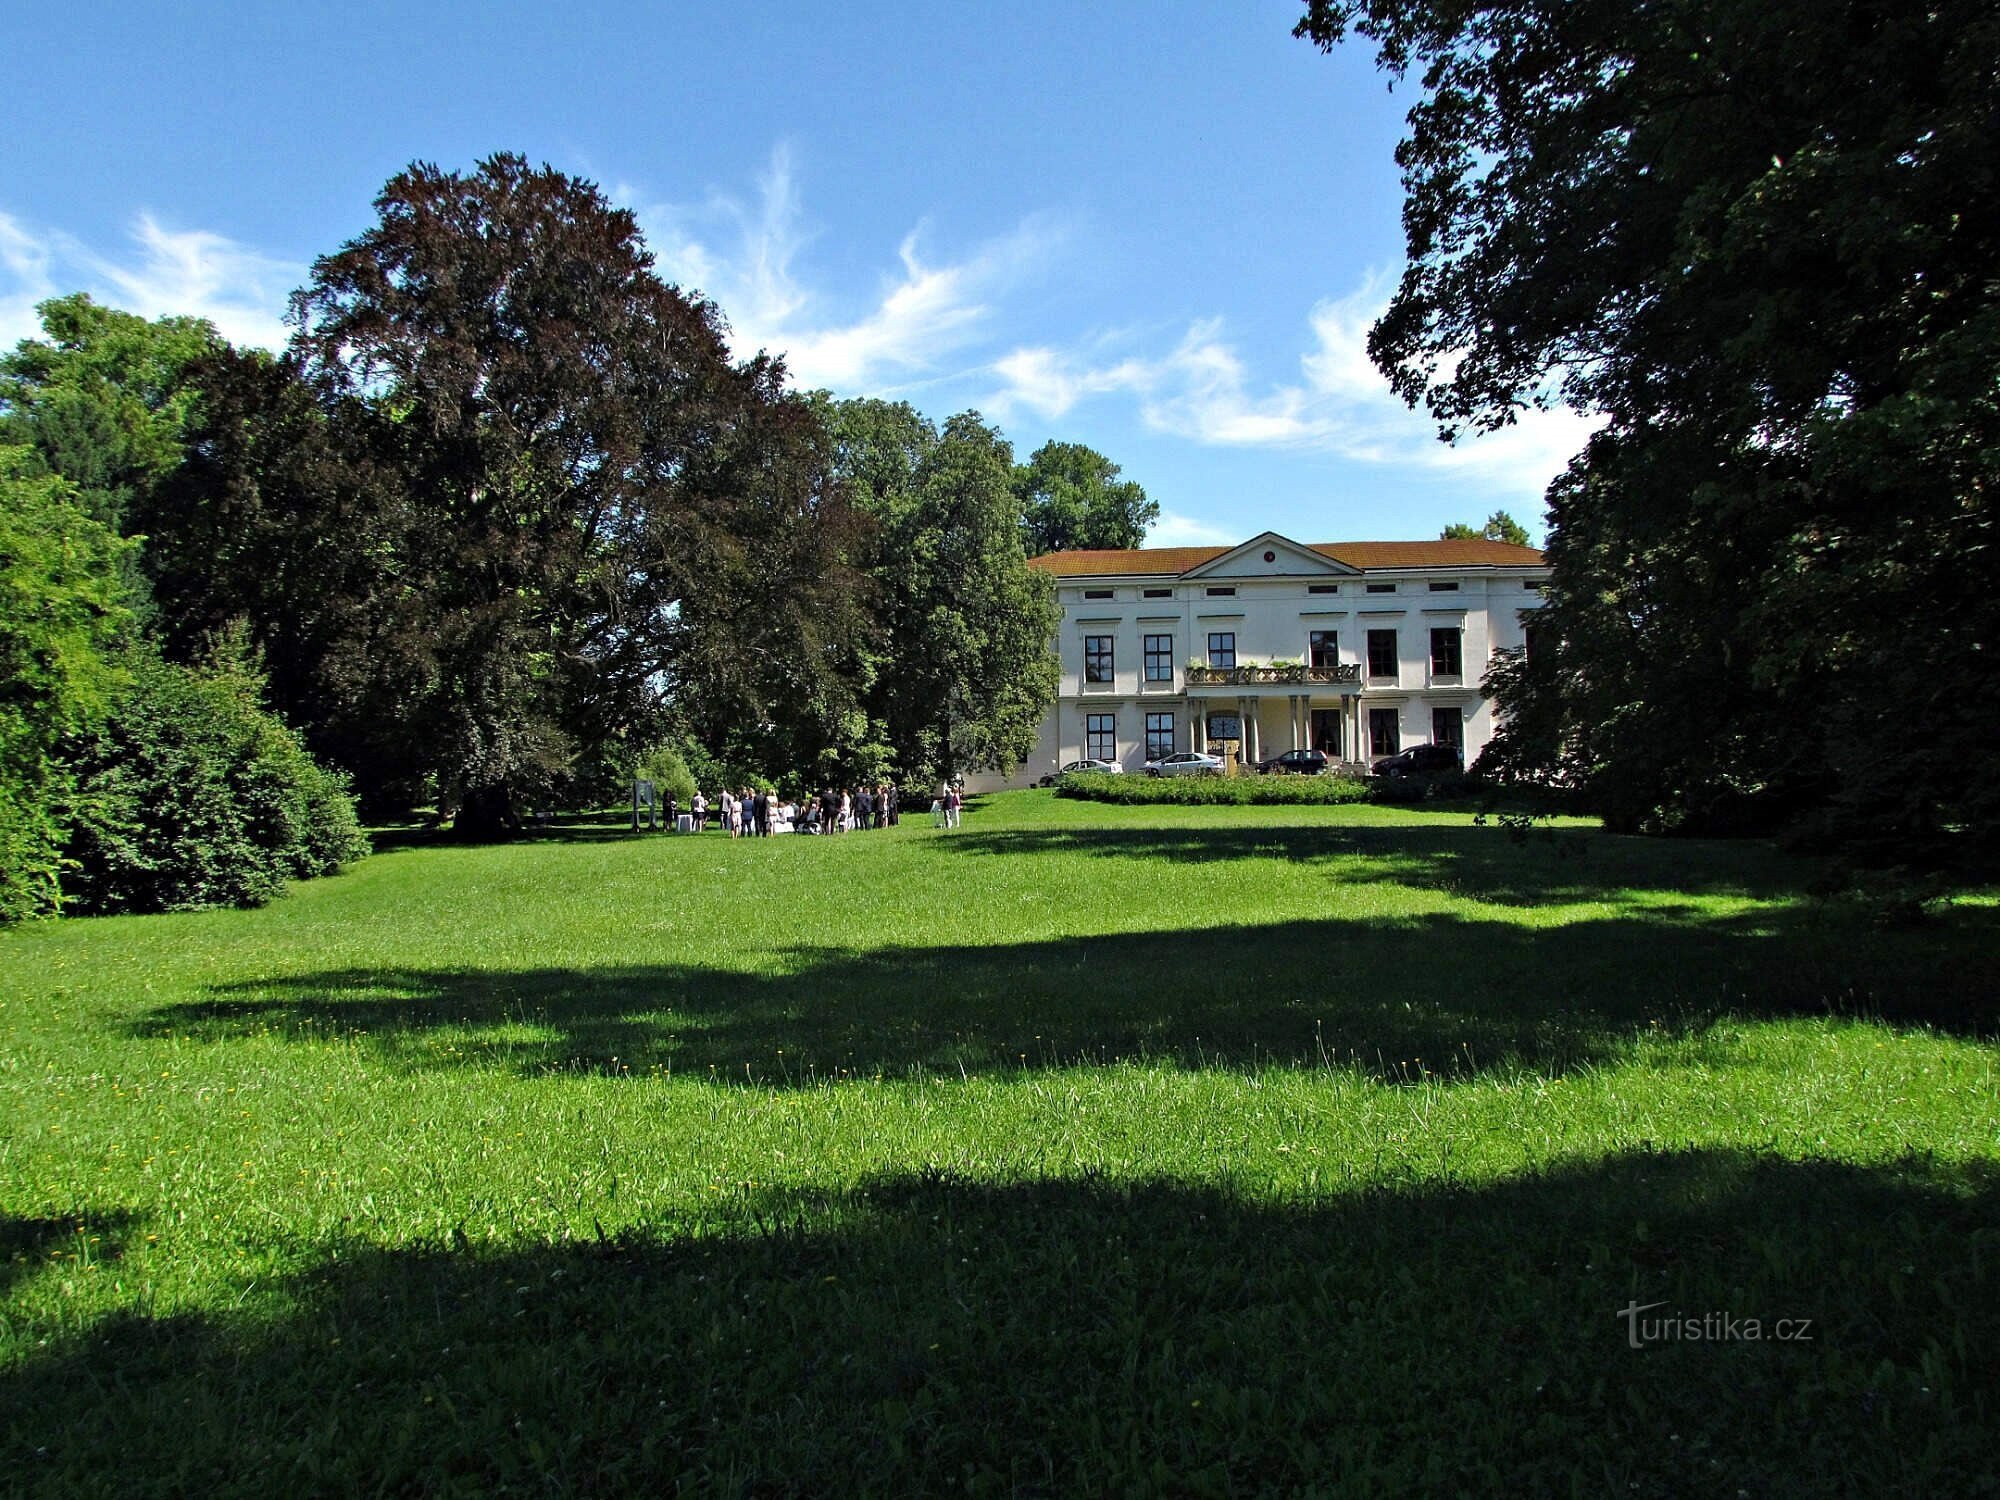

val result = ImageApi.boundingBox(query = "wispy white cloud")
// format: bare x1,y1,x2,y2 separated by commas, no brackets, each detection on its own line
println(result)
0,209,300,353
629,145,1061,392
1146,509,1238,547
986,271,1598,504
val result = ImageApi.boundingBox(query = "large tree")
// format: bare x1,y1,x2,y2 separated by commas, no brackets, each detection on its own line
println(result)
1299,0,2000,840
829,400,1060,782
1014,440,1157,555
285,154,864,829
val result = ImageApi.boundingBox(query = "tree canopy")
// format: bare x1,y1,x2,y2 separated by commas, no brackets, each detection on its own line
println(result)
0,295,222,530
0,449,134,918
283,154,866,828
1441,511,1530,547
1014,440,1157,555
828,399,1060,782
1300,0,2000,841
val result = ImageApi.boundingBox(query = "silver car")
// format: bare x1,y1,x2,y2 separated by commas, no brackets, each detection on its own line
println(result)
1143,751,1225,777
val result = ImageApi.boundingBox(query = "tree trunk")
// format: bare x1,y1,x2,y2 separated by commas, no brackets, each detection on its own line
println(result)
454,782,521,840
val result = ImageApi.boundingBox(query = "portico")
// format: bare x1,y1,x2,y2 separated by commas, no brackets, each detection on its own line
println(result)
1183,664,1365,765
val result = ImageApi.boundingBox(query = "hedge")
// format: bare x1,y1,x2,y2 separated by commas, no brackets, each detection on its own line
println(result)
1053,771,1374,806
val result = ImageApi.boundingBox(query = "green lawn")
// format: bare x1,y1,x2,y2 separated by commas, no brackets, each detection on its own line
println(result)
3,791,1996,1495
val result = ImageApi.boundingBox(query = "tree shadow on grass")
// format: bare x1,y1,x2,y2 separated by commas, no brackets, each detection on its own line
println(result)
366,813,657,854
940,821,1816,908
3,1152,1994,1496
0,1210,143,1298
130,897,2000,1083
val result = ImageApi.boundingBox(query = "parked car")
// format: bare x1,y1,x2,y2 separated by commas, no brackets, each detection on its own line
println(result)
1144,750,1226,777
1037,757,1124,786
1372,742,1463,778
1255,748,1331,775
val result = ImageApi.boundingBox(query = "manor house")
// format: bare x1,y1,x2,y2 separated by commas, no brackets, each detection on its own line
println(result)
969,531,1549,789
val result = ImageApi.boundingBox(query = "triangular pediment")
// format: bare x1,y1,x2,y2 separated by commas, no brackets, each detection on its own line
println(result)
1180,532,1357,579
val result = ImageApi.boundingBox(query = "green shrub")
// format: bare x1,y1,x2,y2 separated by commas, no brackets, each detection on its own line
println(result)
0,450,134,921
1056,771,1373,806
632,744,698,809
59,652,366,914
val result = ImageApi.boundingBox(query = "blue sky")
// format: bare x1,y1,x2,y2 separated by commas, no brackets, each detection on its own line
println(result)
2,0,1590,545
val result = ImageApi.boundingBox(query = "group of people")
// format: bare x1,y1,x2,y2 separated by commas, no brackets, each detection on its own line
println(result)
657,781,962,836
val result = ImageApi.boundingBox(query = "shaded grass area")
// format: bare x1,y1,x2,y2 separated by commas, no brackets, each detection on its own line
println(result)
4,791,1998,1493
4,1155,1995,1495
130,897,1997,1084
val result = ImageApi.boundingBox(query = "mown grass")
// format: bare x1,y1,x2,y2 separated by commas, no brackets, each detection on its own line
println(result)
2,791,1996,1495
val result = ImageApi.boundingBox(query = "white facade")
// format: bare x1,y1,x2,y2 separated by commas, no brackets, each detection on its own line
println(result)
966,531,1549,791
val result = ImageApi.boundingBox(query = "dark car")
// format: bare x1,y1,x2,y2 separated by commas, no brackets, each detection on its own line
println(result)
1372,742,1463,778
1255,748,1331,775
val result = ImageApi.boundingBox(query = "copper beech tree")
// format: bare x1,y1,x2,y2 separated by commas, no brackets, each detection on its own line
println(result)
285,155,867,832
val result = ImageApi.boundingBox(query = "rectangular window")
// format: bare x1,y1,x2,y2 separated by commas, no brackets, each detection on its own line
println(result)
1084,635,1113,683
1083,588,1114,600
1369,708,1401,757
1427,580,1460,593
1205,586,1236,597
1143,633,1173,682
1086,713,1116,762
1430,627,1463,678
1432,707,1463,752
1524,621,1549,660
1523,580,1546,592
1145,712,1176,762
1207,632,1236,669
1366,582,1396,594
1366,629,1398,680
1308,584,1339,595
1308,629,1339,669
1143,587,1172,598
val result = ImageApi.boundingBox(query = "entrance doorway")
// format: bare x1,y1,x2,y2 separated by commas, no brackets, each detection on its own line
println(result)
1309,708,1344,760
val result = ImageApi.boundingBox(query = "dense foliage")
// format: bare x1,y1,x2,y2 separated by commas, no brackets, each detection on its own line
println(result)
4,160,1129,855
0,294,220,534
1014,440,1157,555
0,451,134,920
0,309,368,921
278,154,868,832
1299,0,2000,841
59,650,368,915
828,399,1061,783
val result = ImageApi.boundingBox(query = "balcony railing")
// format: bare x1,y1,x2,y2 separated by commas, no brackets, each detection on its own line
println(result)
1184,663,1361,686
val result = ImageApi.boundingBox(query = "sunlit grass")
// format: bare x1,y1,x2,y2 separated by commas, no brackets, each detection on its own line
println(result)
2,791,1996,1494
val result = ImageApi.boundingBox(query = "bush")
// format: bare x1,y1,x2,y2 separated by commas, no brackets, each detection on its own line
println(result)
58,652,367,914
632,744,698,810
0,451,134,921
1055,771,1373,806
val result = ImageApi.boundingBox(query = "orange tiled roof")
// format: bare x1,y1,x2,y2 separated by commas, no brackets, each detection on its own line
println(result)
1028,539,1545,576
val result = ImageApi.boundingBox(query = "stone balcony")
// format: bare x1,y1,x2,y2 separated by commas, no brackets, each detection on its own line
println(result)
1183,663,1362,695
